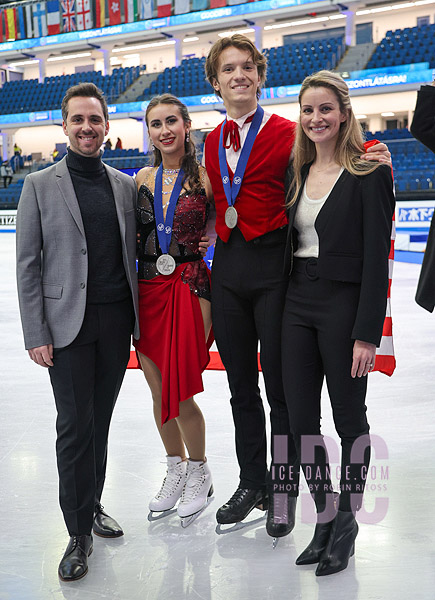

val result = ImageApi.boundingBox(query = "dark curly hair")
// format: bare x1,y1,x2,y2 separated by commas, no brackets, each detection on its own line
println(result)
145,94,202,195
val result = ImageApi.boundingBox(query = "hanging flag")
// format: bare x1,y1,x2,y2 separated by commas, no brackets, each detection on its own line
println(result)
192,0,207,10
62,0,76,32
139,0,153,19
33,2,48,38
174,0,189,14
95,0,105,27
360,140,396,377
17,5,26,39
373,214,396,376
210,0,225,6
25,4,33,38
4,8,17,40
77,0,93,29
157,0,171,17
47,0,61,35
108,0,121,24
124,0,138,22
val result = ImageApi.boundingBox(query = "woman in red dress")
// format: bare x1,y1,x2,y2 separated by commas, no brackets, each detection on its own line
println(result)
134,94,214,525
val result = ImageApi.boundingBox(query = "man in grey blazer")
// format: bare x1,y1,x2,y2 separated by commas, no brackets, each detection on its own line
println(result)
16,83,139,582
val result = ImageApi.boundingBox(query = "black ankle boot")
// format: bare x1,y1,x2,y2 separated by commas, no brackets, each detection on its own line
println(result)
296,492,338,564
295,520,334,565
315,510,358,576
266,493,297,538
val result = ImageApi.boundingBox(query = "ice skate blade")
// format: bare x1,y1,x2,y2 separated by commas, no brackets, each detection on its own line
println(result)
147,508,177,522
180,495,214,528
272,537,279,549
215,513,267,535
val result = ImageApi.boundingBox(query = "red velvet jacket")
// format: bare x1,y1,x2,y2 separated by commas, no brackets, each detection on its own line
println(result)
205,114,296,242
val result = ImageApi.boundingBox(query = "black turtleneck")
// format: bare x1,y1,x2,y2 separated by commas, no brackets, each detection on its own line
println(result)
66,149,130,304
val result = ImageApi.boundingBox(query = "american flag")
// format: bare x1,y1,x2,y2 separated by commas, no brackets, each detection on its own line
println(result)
62,0,76,32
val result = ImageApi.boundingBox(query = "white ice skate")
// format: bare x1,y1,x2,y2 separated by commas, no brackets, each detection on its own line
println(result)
177,460,214,528
147,456,187,522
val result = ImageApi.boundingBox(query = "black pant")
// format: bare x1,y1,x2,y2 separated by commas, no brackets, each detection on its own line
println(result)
282,259,370,514
49,297,134,535
3,176,11,187
211,227,297,491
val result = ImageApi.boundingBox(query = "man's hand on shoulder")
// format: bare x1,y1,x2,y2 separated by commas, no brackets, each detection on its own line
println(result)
28,344,54,367
360,142,392,165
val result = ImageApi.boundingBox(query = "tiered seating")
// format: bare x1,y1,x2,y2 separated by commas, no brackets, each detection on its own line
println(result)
365,128,414,141
0,180,24,208
0,66,142,115
264,37,344,87
138,37,344,100
366,128,435,193
366,24,435,70
33,147,150,173
103,147,149,169
138,57,209,100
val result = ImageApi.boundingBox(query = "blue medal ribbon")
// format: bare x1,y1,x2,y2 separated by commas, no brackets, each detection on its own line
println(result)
218,104,264,210
153,164,185,255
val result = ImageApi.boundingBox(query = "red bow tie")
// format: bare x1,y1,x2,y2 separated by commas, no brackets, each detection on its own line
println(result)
223,114,255,152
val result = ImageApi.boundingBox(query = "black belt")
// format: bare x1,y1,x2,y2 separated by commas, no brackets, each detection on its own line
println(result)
292,257,319,280
142,253,202,264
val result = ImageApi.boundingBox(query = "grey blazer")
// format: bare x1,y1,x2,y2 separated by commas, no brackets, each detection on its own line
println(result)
16,156,140,350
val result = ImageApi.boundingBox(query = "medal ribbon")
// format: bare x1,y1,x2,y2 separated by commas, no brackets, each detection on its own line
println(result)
154,164,184,255
218,104,264,210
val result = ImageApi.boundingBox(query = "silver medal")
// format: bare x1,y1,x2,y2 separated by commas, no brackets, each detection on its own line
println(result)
156,254,176,275
225,206,238,229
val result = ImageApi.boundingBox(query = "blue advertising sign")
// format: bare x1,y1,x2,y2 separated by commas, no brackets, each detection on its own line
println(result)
347,62,430,80
0,63,432,126
397,201,435,228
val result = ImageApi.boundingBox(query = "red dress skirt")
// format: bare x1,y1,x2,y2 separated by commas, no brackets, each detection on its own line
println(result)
134,265,212,425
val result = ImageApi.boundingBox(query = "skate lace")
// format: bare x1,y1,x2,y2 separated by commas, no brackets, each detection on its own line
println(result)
227,487,249,505
155,464,185,500
180,465,205,503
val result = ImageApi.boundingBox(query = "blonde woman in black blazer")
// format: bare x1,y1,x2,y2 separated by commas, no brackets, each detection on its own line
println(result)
282,71,395,577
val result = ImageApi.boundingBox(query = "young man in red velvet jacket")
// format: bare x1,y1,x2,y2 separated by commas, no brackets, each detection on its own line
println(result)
204,34,391,537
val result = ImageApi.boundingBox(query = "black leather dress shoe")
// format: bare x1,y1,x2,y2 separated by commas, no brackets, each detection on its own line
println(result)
93,504,124,538
58,535,93,582
216,487,266,524
266,494,297,538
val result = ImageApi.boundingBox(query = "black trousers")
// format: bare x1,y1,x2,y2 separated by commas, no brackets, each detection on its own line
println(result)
282,259,370,514
211,227,297,491
49,297,134,535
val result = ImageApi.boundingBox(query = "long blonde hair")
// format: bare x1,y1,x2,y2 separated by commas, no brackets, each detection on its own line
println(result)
287,70,379,207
